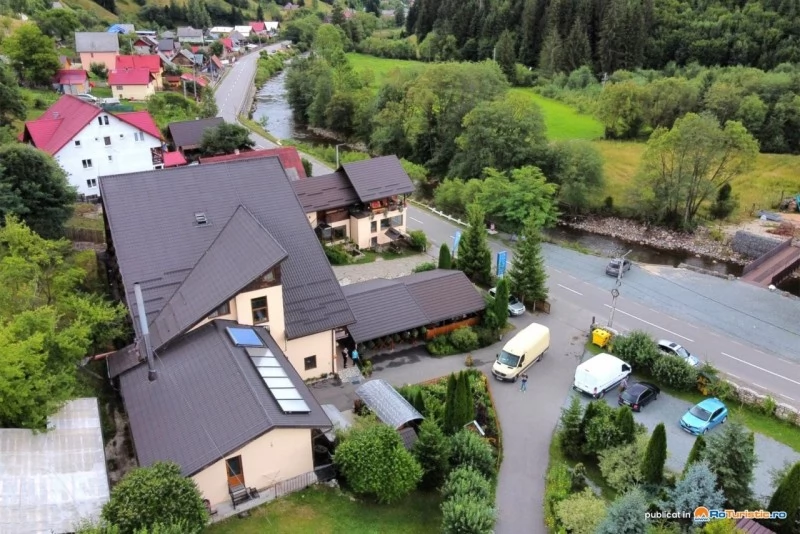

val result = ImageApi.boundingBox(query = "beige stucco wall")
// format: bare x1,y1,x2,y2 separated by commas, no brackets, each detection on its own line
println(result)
80,51,117,71
306,213,316,227
191,427,314,507
350,208,407,249
111,81,155,101
285,329,336,380
233,285,286,348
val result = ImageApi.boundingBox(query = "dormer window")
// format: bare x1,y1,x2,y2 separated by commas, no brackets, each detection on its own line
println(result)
194,212,208,225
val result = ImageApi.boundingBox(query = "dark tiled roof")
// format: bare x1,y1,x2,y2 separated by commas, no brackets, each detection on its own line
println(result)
157,38,174,51
341,269,485,343
292,171,359,212
735,519,775,534
168,117,223,148
108,343,142,378
99,157,355,341
402,269,486,323
119,321,331,477
149,206,287,350
341,155,414,203
342,283,429,343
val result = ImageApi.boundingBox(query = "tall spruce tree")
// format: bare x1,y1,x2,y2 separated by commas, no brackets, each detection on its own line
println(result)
454,372,475,429
563,18,592,71
559,396,584,460
494,30,517,81
413,419,452,490
457,204,492,286
507,216,548,309
492,277,510,330
443,373,459,434
616,406,636,444
256,4,264,21
641,423,667,484
683,435,706,475
767,461,800,534
438,243,452,269
538,26,564,76
703,421,756,508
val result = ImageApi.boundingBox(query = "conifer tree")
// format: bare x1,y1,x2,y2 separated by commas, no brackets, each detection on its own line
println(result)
767,461,800,534
559,396,584,460
641,423,667,484
492,277,509,330
616,406,636,445
507,216,548,309
438,243,452,269
457,204,492,286
683,435,706,475
443,373,459,434
454,372,475,430
413,419,451,489
704,421,756,508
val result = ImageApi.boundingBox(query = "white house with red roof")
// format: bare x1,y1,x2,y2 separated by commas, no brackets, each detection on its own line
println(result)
115,54,163,88
20,95,164,197
108,68,156,100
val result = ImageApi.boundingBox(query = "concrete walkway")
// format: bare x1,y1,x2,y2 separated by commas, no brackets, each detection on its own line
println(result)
331,254,435,285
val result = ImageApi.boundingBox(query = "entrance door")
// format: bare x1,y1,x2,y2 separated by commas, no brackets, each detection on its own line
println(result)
226,456,245,488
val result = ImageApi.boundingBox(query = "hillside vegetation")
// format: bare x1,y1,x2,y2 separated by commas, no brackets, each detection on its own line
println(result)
62,0,117,22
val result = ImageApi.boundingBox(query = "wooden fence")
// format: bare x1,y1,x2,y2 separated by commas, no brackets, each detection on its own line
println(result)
425,317,480,340
64,226,105,244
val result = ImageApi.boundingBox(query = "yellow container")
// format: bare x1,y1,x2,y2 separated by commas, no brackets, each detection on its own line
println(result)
592,328,611,348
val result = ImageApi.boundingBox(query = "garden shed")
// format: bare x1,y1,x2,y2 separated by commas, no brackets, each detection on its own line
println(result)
355,379,424,431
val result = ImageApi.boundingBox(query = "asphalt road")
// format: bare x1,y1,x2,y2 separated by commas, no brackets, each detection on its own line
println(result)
407,205,800,409
570,389,800,501
213,44,333,176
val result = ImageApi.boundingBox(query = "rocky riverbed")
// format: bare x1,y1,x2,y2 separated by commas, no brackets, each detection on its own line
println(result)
560,216,749,264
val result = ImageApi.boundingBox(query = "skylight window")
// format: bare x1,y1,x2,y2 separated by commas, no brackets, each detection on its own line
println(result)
245,345,311,414
194,212,208,225
226,327,264,347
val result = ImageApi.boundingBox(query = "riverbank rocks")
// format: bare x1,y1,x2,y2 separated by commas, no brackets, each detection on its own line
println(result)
560,216,747,264
731,230,786,259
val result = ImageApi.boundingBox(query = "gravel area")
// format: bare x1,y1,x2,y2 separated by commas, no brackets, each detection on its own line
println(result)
331,254,434,286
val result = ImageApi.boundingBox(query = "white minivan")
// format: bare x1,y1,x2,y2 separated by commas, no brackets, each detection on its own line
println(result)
492,322,550,382
573,353,632,398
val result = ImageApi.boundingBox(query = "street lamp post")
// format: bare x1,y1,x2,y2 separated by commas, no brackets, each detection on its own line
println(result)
607,249,632,329
335,143,346,168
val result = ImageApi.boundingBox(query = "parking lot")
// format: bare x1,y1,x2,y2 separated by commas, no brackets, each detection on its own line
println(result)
570,387,800,500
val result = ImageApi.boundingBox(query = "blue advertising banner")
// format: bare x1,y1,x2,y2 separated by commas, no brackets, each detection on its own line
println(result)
497,250,508,277
452,231,462,257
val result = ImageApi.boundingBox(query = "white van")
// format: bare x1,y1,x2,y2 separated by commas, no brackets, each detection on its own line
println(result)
573,353,632,398
492,323,550,382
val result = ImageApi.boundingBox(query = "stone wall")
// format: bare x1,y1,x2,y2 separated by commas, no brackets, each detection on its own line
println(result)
724,379,800,426
731,231,785,259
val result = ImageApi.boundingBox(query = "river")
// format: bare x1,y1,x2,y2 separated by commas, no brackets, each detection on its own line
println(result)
252,69,797,295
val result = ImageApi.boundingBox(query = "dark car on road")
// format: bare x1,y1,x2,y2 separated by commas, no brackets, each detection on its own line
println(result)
618,381,660,412
606,258,632,278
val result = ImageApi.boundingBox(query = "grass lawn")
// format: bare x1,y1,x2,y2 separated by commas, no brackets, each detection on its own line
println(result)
20,88,60,121
67,203,105,231
62,0,118,22
92,86,113,98
205,486,441,534
346,53,429,90
509,88,604,141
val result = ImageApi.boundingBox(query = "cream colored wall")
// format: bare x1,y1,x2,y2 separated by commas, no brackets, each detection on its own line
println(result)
285,330,336,380
350,208,406,249
190,298,238,332
233,285,286,348
111,81,155,101
306,213,316,227
80,52,117,71
329,219,349,243
191,427,314,507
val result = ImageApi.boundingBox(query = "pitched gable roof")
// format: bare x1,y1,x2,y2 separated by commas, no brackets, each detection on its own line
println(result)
341,155,415,203
163,151,187,167
249,21,266,32
99,157,355,341
220,37,233,50
199,147,307,180
149,206,288,351
119,321,331,476
108,68,153,86
115,54,161,72
292,171,358,212
168,117,223,148
157,38,174,51
115,111,161,140
177,26,203,38
75,32,119,53
55,69,87,85
21,95,100,154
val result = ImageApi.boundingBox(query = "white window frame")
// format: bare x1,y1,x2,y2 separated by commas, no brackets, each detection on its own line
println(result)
82,159,93,169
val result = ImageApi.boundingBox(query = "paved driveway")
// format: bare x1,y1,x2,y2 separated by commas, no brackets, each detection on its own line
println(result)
570,386,800,501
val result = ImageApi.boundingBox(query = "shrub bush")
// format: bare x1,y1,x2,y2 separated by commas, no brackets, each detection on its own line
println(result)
427,335,456,356
472,326,498,347
581,401,624,456
598,434,648,492
441,466,492,502
450,430,496,480
408,229,428,251
413,261,437,273
555,488,607,534
544,461,571,531
414,419,452,490
441,495,496,534
652,355,698,391
450,327,479,352
611,330,659,372
323,244,350,265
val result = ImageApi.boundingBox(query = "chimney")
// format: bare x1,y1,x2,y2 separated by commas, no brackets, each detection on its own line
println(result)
134,283,158,382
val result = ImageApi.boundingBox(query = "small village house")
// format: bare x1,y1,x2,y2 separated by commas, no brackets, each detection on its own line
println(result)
132,35,159,55
108,68,156,100
20,95,163,197
116,54,163,89
53,69,88,95
75,32,120,71
177,26,205,44
168,117,224,155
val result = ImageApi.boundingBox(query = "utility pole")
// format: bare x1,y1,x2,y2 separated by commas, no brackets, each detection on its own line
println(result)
607,250,631,329
335,143,345,168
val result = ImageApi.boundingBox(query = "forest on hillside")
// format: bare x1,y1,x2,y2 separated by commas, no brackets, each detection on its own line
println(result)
406,0,800,72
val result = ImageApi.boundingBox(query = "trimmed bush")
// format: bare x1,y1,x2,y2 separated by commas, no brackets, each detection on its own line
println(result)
652,355,698,391
450,327,479,352
414,419,452,490
413,261,437,273
323,244,350,265
408,229,428,251
450,429,496,480
555,488,607,534
427,335,456,356
598,434,648,492
616,405,636,444
767,461,800,533
611,330,659,371
438,243,452,269
441,466,492,502
441,495,496,534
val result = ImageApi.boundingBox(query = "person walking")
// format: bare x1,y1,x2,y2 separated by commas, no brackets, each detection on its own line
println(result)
520,373,528,392
341,346,349,369
620,376,628,392
351,347,360,368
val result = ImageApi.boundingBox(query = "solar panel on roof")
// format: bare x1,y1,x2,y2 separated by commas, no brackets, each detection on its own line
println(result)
251,356,279,367
257,367,287,378
246,347,270,357
264,377,294,389
226,327,264,347
277,399,311,413
270,388,303,400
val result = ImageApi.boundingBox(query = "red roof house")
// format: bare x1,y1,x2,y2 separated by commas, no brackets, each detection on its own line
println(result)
199,147,307,179
20,95,164,196
219,38,233,53
53,69,88,94
180,73,208,87
163,151,188,167
116,55,163,88
108,69,156,100
249,21,266,34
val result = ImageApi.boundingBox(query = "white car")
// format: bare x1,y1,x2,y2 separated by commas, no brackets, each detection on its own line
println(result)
488,287,526,316
657,339,700,367
75,93,99,103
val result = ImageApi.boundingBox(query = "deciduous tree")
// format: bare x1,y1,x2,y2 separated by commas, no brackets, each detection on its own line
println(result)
102,462,208,534
507,215,548,308
0,64,25,127
457,204,492,286
199,123,255,155
555,488,606,534
598,434,647,492
703,421,757,508
2,23,61,86
333,420,422,503
475,167,558,232
549,140,605,214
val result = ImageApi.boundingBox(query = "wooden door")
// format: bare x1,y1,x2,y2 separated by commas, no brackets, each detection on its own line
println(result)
226,456,245,488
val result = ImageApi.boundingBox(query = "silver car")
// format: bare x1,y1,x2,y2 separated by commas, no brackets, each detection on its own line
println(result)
606,258,632,277
657,339,700,367
489,287,526,316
